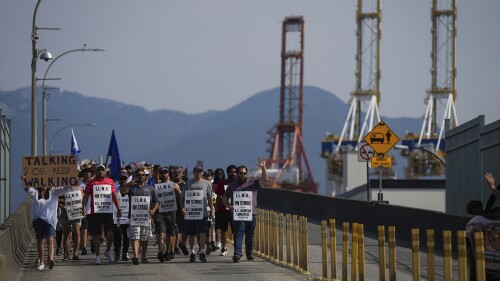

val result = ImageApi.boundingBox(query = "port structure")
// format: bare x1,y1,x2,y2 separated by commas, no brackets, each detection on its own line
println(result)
401,0,457,178
266,16,317,193
322,0,391,196
336,0,382,149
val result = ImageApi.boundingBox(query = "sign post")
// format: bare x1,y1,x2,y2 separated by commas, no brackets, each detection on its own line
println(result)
363,121,400,203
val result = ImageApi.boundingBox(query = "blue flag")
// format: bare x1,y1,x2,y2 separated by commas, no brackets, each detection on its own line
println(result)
71,129,81,156
107,129,122,181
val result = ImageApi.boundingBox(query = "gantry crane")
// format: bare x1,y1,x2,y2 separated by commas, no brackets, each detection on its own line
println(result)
401,0,457,178
265,16,317,193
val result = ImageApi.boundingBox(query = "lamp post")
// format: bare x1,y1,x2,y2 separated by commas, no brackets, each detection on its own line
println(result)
41,47,105,155
31,0,60,156
394,144,446,167
49,123,96,155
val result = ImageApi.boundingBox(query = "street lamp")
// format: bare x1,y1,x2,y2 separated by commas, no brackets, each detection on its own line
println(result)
49,123,96,155
394,144,446,167
41,46,105,155
31,0,60,156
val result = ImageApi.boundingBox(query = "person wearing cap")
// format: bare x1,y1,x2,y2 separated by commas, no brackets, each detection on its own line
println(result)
113,172,131,261
154,167,181,262
223,157,268,263
82,164,122,265
169,165,188,256
180,165,214,262
120,168,159,265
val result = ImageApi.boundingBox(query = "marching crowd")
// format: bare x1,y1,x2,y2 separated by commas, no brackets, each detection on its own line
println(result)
25,157,268,271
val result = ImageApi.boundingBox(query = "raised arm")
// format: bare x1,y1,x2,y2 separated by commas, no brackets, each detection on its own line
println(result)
257,157,268,187
485,172,500,199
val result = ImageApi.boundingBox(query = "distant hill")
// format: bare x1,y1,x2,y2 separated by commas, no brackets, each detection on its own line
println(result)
0,86,422,210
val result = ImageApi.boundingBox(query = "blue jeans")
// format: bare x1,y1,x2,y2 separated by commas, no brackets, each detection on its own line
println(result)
232,215,256,256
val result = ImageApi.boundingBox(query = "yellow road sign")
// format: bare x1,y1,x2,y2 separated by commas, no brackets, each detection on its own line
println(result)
364,121,400,155
371,156,393,168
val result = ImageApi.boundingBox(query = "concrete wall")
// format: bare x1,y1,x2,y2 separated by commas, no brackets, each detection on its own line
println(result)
0,198,33,281
258,187,469,249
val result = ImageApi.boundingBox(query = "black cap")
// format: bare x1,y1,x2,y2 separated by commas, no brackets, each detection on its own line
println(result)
193,166,203,173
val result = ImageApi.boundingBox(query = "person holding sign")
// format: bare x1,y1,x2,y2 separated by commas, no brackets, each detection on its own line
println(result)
154,167,181,262
82,164,121,265
214,165,237,256
223,157,268,263
181,165,215,263
59,186,85,261
120,168,159,265
24,185,78,271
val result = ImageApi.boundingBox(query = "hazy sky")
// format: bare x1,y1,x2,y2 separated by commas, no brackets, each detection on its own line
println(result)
1,0,500,125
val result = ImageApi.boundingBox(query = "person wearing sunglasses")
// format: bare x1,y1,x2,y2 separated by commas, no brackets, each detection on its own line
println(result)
222,157,268,263
120,168,159,265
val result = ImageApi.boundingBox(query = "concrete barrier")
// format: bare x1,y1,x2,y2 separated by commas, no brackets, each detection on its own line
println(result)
0,198,33,281
257,187,470,249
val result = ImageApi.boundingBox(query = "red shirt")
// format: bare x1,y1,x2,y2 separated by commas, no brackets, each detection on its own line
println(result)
84,177,116,214
215,179,231,213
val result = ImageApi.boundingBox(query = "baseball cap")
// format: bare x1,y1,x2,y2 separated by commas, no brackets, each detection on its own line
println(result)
95,164,106,170
193,165,203,173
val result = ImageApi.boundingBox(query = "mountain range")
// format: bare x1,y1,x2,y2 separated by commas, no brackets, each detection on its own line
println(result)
0,86,422,210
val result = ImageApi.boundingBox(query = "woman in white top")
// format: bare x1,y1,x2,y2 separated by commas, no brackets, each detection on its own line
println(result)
25,186,76,270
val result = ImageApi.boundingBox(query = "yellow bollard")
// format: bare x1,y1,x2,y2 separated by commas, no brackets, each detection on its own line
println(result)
411,228,420,281
255,209,260,253
272,211,277,260
299,216,309,273
264,210,268,257
473,232,486,281
358,224,365,281
292,214,299,268
286,214,292,265
279,213,284,263
351,223,358,281
378,226,386,281
443,230,452,281
426,229,435,281
457,231,467,281
342,222,349,281
388,226,396,281
321,220,328,279
330,219,337,280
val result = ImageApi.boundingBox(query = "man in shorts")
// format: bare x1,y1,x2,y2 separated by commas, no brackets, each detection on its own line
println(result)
154,167,181,262
121,168,159,265
181,166,214,262
82,164,122,265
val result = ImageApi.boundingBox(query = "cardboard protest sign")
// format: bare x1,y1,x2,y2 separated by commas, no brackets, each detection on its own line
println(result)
155,183,177,213
130,196,150,226
22,155,79,188
233,191,252,221
64,190,84,220
184,190,204,220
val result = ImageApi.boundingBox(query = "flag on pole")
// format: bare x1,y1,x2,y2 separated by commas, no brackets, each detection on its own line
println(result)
106,129,122,181
71,128,81,170
71,128,81,156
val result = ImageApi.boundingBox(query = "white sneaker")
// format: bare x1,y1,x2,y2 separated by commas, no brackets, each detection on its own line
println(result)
220,248,228,256
216,242,221,248
104,251,115,263
95,256,101,265
37,263,44,271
